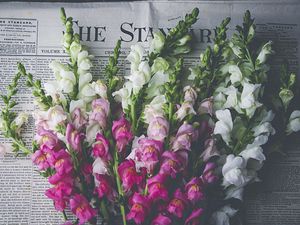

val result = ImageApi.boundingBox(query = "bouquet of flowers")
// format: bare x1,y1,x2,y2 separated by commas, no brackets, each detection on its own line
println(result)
0,7,299,225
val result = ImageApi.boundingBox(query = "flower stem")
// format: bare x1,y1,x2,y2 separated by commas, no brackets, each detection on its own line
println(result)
113,149,127,225
130,99,137,134
100,200,110,223
62,210,68,221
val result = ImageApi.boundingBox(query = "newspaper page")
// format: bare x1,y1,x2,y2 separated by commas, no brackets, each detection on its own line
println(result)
0,1,299,224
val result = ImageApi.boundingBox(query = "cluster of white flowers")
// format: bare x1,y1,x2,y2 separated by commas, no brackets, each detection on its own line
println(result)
212,42,277,225
214,65,262,118
113,44,151,110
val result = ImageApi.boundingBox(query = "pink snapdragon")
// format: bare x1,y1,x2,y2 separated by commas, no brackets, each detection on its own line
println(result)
200,138,219,162
135,137,164,174
45,175,74,212
185,208,204,225
151,214,172,225
31,147,51,170
198,97,213,116
167,189,188,218
127,192,150,224
159,151,188,178
147,117,169,141
35,128,61,150
202,162,218,184
118,159,144,192
48,149,73,175
70,194,97,225
71,108,87,130
45,177,73,211
90,98,110,129
112,117,133,153
185,177,205,203
66,123,85,152
92,133,111,160
147,174,169,202
94,174,116,201
172,123,198,151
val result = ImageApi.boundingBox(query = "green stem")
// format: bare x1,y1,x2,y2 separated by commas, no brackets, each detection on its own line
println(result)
100,200,110,223
62,210,68,221
113,149,127,225
130,99,137,134
12,139,31,155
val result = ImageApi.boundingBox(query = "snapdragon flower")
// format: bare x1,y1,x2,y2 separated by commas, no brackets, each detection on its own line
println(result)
286,110,300,134
214,109,233,145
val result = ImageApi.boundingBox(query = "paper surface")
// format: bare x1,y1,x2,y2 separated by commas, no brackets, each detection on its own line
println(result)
0,1,299,224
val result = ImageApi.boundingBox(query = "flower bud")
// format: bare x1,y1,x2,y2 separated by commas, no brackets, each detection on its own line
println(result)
279,88,294,109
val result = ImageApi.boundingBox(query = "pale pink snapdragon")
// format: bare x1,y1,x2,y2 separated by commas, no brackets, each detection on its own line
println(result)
172,123,198,152
90,98,110,130
71,108,88,130
147,116,169,141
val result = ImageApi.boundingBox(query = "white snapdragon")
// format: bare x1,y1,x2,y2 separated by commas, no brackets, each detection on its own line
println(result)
239,82,262,117
222,86,242,113
70,41,82,62
77,50,93,75
69,99,86,113
286,110,300,134
222,154,250,187
127,44,145,72
92,80,108,99
13,112,29,129
144,95,166,124
126,61,151,94
77,72,96,103
239,145,266,165
210,206,238,225
228,65,243,84
146,71,170,99
44,81,67,106
149,31,165,54
252,110,275,137
256,41,273,65
112,82,132,111
49,61,76,94
214,109,233,145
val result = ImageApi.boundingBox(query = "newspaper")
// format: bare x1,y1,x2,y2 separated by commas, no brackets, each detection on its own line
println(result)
0,1,299,224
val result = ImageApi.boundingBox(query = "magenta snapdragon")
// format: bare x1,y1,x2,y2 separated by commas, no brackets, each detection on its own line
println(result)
112,117,133,153
66,123,85,152
134,137,164,174
70,194,97,225
92,133,111,160
151,214,172,225
118,159,144,192
167,189,188,218
127,192,150,224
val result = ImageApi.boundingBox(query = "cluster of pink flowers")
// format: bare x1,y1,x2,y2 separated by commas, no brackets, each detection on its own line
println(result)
116,119,219,225
32,124,97,224
31,88,219,225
